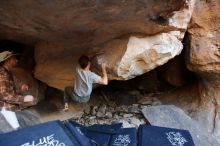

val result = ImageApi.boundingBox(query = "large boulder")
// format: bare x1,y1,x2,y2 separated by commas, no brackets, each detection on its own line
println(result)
35,33,183,90
95,33,183,80
0,0,196,90
34,42,77,90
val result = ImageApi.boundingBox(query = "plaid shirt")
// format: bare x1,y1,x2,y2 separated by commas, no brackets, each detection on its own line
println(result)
0,66,24,111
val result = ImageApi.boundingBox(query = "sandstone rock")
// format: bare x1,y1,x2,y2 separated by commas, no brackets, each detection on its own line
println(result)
108,107,115,113
113,114,119,119
89,116,96,120
138,96,153,105
105,112,113,119
151,101,162,106
34,32,183,90
68,103,147,128
84,106,91,115
0,0,197,102
0,0,192,45
123,114,133,118
187,0,220,74
0,0,195,90
128,105,140,113
89,119,97,125
168,0,196,29
95,33,183,80
96,111,104,118
98,104,107,115
186,0,220,138
34,42,77,90
91,106,98,116
196,75,220,137
97,120,106,125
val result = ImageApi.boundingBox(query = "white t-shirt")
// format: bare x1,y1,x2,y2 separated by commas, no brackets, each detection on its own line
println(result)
74,66,101,97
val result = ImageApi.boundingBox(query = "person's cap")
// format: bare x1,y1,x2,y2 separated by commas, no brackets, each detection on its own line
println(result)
0,51,19,63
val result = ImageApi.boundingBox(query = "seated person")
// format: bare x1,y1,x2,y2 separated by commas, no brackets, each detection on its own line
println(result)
0,51,39,130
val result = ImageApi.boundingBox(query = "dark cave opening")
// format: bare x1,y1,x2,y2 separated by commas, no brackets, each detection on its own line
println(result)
0,40,35,71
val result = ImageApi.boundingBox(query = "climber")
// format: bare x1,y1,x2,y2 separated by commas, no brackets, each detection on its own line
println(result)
63,54,108,111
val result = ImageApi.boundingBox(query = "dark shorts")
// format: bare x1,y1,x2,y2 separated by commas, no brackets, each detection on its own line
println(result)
64,86,90,103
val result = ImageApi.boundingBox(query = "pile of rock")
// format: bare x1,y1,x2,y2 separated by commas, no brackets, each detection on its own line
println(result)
71,103,148,128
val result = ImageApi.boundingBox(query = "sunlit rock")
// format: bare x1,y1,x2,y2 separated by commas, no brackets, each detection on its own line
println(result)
96,33,183,80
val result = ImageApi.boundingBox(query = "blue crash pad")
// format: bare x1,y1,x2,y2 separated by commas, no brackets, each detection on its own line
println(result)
0,120,80,146
138,125,195,146
66,121,137,146
110,127,137,146
64,121,95,146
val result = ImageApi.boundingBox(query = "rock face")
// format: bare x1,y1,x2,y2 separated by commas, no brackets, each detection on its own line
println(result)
187,0,220,73
186,0,220,138
34,42,77,90
0,0,195,90
0,0,193,44
96,33,183,80
195,74,220,138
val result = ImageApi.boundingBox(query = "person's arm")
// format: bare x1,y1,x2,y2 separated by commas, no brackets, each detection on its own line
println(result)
13,76,29,93
13,76,22,93
98,64,108,85
0,74,33,104
0,79,24,104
